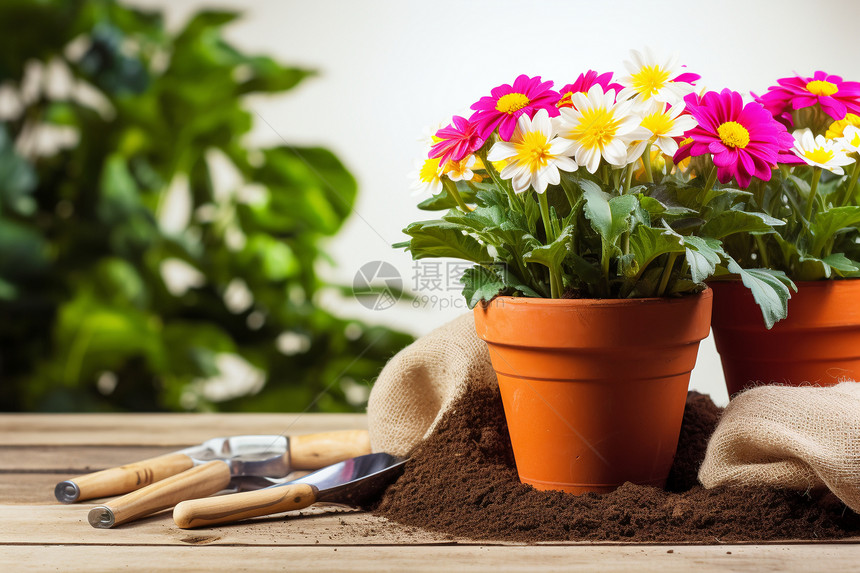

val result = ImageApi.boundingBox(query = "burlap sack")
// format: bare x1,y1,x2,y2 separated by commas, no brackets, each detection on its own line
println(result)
699,381,860,512
367,313,496,457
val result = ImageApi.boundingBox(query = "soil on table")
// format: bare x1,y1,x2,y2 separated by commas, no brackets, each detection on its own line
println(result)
372,387,860,543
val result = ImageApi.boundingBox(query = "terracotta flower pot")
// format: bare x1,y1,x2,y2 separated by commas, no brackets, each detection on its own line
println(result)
472,289,713,495
710,279,860,397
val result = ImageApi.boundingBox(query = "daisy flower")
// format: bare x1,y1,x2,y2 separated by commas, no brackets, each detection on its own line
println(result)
429,116,485,166
627,100,698,160
444,155,478,182
757,71,860,125
792,128,854,174
469,75,560,141
839,124,860,155
826,113,860,140
556,70,623,108
554,84,641,173
409,156,443,196
616,48,700,105
486,109,577,194
673,89,785,189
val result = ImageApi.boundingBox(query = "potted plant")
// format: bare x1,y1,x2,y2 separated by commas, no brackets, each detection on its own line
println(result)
396,51,793,494
692,72,860,396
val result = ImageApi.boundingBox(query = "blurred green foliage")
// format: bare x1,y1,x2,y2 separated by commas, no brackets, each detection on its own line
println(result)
0,0,412,412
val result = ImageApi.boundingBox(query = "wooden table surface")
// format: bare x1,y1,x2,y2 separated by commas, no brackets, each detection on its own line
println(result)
1,413,858,572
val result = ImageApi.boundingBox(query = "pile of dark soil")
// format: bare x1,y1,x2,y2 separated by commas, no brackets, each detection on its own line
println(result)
373,387,860,542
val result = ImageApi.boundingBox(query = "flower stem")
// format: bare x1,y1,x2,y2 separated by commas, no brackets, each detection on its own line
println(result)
538,192,560,298
657,252,679,297
623,163,634,194
842,159,860,207
805,167,822,221
443,179,472,212
477,145,520,210
754,235,771,268
642,143,654,183
702,166,718,195
538,192,555,243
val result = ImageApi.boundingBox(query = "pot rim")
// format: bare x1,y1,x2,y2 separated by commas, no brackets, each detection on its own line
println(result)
709,277,860,289
478,286,712,309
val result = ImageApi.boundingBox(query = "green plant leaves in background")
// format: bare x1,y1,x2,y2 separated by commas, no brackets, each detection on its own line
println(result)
0,0,413,413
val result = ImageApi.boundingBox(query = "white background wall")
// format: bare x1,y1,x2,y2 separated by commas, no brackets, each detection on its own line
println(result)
131,0,860,406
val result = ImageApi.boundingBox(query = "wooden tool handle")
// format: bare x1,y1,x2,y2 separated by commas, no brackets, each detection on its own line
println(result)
173,483,317,529
289,429,371,470
56,452,195,503
88,461,231,528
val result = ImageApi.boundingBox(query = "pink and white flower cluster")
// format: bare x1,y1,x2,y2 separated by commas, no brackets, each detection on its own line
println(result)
412,49,860,195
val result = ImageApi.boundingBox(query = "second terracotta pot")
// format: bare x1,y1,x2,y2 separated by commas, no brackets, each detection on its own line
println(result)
710,279,860,397
473,289,713,495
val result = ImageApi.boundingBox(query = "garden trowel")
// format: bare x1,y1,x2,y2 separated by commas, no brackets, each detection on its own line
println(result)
172,452,407,528
54,430,370,527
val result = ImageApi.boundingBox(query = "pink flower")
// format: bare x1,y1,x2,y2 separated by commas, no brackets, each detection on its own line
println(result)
674,89,785,189
756,71,860,126
428,116,484,166
556,70,623,108
469,75,560,141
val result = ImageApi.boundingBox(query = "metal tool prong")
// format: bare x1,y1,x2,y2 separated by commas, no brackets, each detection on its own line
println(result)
88,506,115,529
54,481,80,503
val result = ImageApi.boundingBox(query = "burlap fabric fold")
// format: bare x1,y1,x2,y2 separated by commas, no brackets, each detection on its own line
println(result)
367,313,495,457
699,381,860,512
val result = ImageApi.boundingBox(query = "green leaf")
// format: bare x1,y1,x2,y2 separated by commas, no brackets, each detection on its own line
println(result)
97,154,140,223
417,182,480,210
822,253,860,273
682,235,726,283
235,57,314,95
460,265,503,309
401,221,490,263
583,188,639,243
725,260,795,329
628,225,685,277
699,210,784,239
638,194,698,221
523,226,573,269
810,206,860,255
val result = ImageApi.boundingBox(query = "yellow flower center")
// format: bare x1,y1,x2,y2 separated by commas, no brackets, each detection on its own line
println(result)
419,157,442,183
570,106,619,150
514,131,552,173
640,110,674,136
717,121,750,149
825,113,860,139
679,137,693,146
630,65,671,99
496,93,530,114
804,147,834,164
557,91,574,108
806,80,838,97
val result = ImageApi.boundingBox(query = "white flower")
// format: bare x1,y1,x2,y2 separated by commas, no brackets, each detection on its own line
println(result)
444,154,477,182
626,100,697,161
487,109,577,194
838,124,860,155
408,155,443,196
616,48,697,105
554,84,641,173
792,128,854,174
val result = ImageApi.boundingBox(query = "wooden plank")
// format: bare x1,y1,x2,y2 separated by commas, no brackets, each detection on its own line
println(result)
0,474,80,504
0,504,451,546
0,504,857,547
0,446,175,472
2,544,860,573
0,413,368,446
